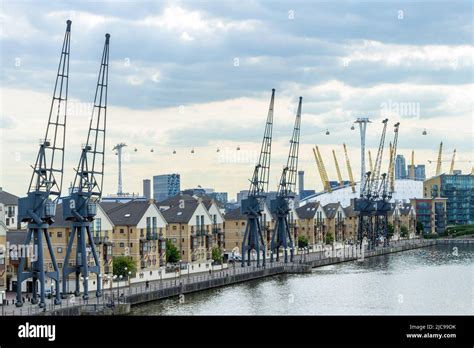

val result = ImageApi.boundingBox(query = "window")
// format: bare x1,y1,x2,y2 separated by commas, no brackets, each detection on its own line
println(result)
182,238,184,242
146,217,151,237
57,247,62,253
57,232,62,238
119,242,125,247
235,222,238,226
130,243,133,247
120,229,124,234
58,263,63,268
182,250,185,255
96,218,102,234
173,225,177,230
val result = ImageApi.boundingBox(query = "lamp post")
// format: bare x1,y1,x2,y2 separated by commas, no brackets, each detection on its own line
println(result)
112,275,117,299
1,290,5,316
118,275,123,299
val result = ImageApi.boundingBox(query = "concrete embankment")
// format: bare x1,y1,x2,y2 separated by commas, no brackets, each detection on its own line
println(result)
37,238,470,315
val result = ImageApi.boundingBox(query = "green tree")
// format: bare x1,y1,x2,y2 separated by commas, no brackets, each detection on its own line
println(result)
211,247,223,264
416,221,424,235
165,239,180,264
387,223,394,239
325,233,334,244
113,256,136,277
297,235,309,248
400,225,409,238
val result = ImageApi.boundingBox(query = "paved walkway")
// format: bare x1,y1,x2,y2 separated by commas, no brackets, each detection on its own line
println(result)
0,238,423,315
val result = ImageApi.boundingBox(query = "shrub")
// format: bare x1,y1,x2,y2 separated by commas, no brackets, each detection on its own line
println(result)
298,235,309,248
325,233,334,244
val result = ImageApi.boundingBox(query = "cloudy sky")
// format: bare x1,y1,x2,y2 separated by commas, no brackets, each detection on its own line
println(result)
1,0,473,199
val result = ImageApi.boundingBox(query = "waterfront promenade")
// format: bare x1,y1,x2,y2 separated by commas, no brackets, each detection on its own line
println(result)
1,238,470,316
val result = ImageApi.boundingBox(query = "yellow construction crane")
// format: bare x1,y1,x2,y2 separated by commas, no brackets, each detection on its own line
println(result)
343,143,356,193
313,146,332,192
312,147,330,192
388,142,395,193
410,150,415,179
436,142,443,176
332,149,344,187
368,150,374,174
449,149,456,174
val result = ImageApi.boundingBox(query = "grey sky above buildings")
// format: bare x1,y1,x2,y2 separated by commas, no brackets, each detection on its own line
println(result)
1,0,472,198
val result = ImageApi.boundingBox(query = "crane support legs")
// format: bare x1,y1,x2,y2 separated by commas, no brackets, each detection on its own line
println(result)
270,215,294,263
15,224,62,307
62,222,102,300
241,214,266,268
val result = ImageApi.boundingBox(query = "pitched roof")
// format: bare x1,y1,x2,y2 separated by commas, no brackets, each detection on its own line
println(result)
224,207,245,220
51,203,70,228
295,202,320,219
99,201,123,213
157,194,195,207
7,230,27,245
107,200,151,226
0,189,19,205
343,204,358,217
323,203,341,219
161,200,199,223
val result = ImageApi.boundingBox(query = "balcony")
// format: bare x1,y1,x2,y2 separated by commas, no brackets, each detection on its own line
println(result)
93,232,110,245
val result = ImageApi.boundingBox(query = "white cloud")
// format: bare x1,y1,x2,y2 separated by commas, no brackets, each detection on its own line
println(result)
46,10,117,31
341,40,473,69
180,31,194,41
140,5,259,37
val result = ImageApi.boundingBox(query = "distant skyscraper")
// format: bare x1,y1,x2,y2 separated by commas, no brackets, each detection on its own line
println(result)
407,165,426,181
415,165,426,181
395,155,407,179
143,179,151,200
298,171,305,196
153,174,181,202
237,190,249,205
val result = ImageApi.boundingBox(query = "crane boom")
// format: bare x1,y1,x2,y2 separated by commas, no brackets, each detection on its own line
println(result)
332,150,344,187
343,143,356,193
388,123,400,194
270,97,302,263
241,89,275,268
410,150,415,179
368,150,374,174
436,142,443,176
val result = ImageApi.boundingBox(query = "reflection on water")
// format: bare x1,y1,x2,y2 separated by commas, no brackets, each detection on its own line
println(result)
131,244,474,315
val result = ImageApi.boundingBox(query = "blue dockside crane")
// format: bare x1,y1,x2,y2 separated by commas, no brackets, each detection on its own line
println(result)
61,33,110,300
16,20,72,308
241,89,275,268
270,97,302,263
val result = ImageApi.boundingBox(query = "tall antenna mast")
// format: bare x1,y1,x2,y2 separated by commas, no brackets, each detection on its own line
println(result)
113,142,127,195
